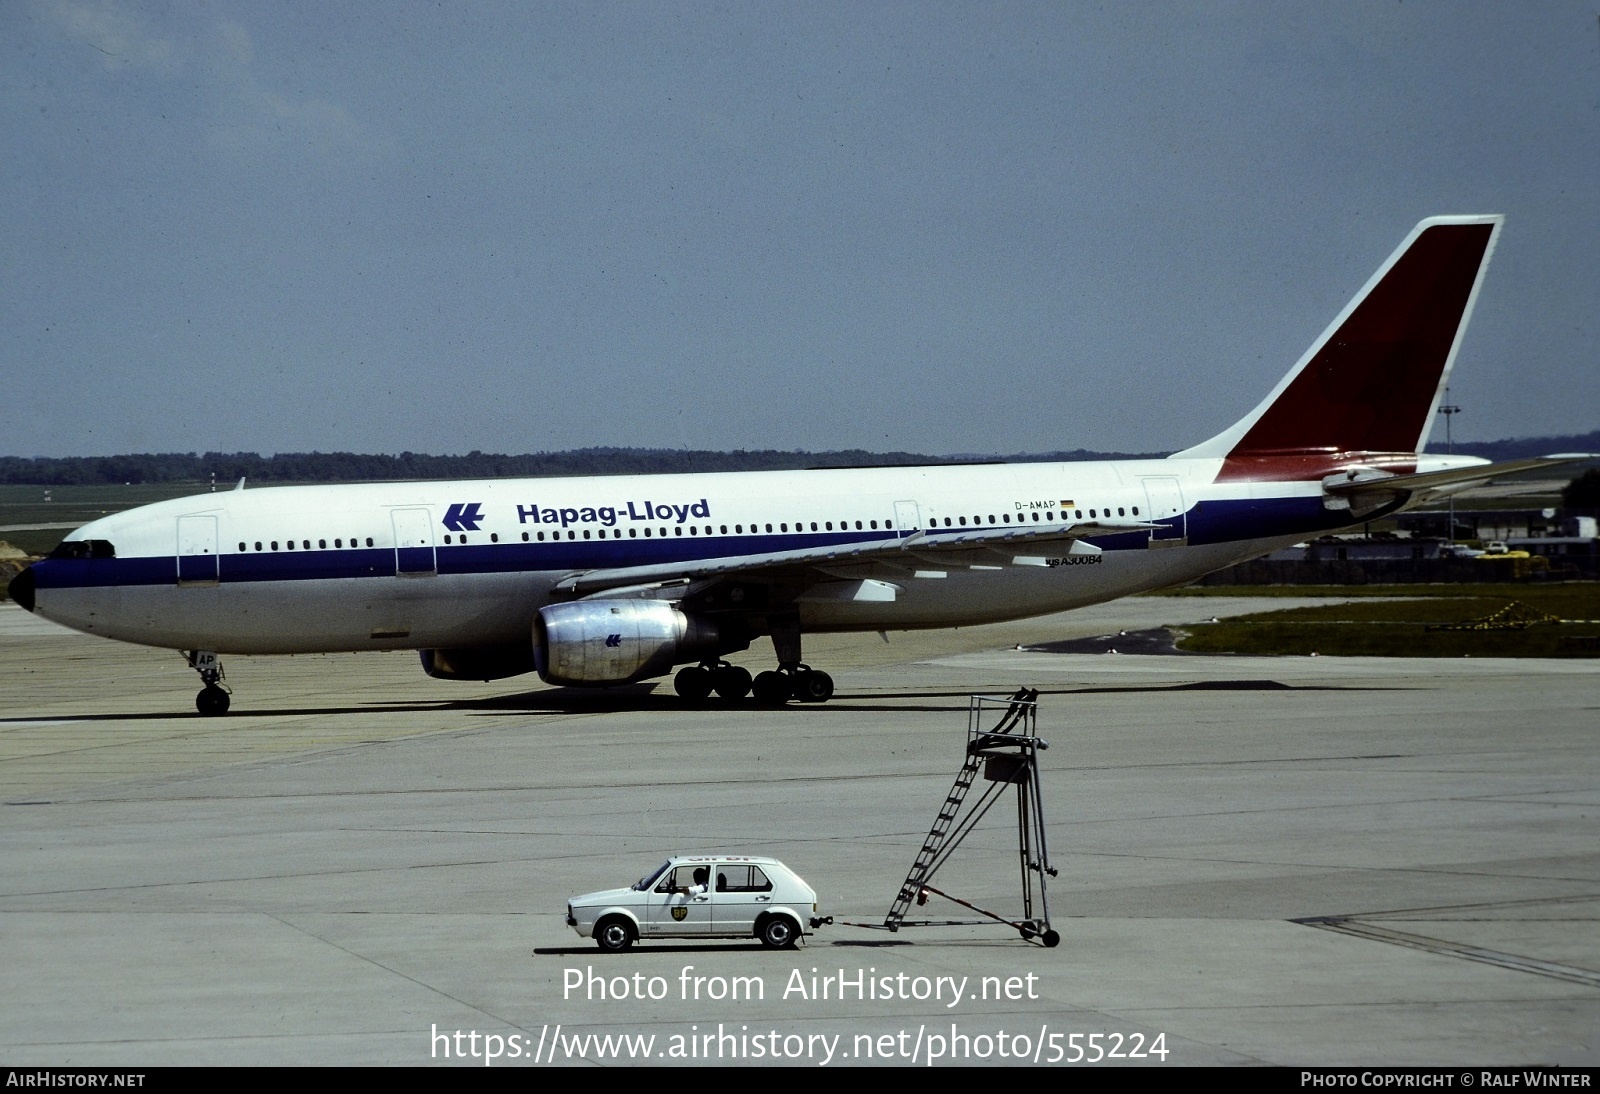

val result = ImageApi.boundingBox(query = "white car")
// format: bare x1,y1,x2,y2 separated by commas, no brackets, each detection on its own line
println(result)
567,855,828,951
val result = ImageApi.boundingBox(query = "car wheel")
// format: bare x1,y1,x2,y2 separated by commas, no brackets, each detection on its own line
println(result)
758,915,800,949
595,916,635,952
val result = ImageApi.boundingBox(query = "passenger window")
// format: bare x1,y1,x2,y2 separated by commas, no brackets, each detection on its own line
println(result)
716,865,773,892
238,542,246,551
1118,507,1125,516
318,539,326,549
366,538,373,547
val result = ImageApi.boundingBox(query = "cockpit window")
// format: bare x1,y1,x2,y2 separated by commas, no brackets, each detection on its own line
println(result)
48,540,115,560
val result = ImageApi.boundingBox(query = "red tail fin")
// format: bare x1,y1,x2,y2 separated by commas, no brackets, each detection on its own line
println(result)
1175,216,1501,479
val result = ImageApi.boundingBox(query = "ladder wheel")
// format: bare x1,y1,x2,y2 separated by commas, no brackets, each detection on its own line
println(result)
1042,930,1060,948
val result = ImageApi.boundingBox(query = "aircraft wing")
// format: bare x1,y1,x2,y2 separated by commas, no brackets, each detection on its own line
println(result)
551,518,1158,598
1323,455,1597,506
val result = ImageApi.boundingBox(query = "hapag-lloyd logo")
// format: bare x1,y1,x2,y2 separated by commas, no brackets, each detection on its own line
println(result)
516,499,711,528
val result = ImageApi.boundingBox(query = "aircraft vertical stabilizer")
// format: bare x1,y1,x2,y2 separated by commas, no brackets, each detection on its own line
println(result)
1172,215,1502,476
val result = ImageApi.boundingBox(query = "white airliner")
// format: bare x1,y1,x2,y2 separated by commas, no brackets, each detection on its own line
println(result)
9,215,1576,714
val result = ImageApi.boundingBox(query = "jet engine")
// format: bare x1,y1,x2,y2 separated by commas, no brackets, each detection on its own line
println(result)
534,600,737,686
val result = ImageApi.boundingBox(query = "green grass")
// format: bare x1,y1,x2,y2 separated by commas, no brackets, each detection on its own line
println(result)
0,529,73,557
1218,586,1597,621
1148,582,1598,601
1174,587,1600,658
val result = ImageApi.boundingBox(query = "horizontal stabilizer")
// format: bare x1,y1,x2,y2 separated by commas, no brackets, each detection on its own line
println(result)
1323,455,1597,505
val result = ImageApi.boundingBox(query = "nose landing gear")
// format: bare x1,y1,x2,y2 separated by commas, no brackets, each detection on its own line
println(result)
186,650,232,716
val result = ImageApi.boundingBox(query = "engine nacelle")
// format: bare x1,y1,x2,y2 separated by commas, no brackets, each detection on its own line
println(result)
535,600,732,686
419,642,537,682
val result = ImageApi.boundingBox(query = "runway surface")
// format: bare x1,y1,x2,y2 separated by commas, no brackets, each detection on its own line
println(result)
1,599,1595,1066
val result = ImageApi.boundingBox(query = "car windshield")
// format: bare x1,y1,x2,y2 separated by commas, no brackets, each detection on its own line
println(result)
634,860,672,891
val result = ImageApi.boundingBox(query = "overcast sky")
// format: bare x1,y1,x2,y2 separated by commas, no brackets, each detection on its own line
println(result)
4,1,1597,459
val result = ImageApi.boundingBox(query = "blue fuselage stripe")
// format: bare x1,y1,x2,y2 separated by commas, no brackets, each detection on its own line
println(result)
28,496,1341,591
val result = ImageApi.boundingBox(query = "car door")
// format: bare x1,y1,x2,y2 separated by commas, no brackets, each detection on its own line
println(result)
642,864,715,937
711,864,776,936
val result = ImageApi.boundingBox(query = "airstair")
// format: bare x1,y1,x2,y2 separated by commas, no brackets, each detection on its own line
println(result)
883,688,1059,946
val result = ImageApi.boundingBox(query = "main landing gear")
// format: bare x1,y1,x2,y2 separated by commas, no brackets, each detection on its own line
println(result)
753,665,833,705
670,613,836,705
673,661,752,701
672,662,835,705
186,650,232,716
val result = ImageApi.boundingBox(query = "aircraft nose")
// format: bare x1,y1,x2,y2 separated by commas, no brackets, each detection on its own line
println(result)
7,565,35,612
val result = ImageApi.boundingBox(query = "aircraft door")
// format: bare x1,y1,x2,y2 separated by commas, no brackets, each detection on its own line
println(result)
894,500,921,536
1141,477,1187,545
391,508,437,576
176,515,219,585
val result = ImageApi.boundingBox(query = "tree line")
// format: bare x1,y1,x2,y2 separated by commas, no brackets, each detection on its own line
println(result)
0,447,1164,486
1,430,1594,486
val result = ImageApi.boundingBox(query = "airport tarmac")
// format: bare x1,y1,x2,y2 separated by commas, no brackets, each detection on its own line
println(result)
0,598,1595,1067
